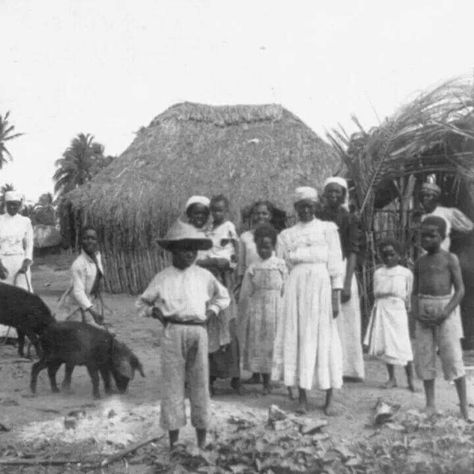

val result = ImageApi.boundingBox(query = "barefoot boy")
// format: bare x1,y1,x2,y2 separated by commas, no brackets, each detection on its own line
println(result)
413,216,469,420
136,220,230,449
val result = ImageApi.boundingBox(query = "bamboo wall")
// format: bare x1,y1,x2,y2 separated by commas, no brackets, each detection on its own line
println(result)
101,245,171,294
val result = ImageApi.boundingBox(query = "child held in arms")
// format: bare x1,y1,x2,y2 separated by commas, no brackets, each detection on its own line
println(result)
364,239,416,391
413,216,470,420
135,220,230,449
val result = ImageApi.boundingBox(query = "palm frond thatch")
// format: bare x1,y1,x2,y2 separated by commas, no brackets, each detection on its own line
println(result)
328,77,474,225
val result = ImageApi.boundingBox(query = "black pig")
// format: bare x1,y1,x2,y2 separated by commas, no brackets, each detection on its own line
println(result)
0,282,55,357
30,321,145,398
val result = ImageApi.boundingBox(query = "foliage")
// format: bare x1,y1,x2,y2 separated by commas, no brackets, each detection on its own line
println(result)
53,133,115,200
0,111,23,169
328,76,474,227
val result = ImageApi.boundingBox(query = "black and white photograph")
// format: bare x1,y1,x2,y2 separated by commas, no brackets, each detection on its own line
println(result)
1,0,474,472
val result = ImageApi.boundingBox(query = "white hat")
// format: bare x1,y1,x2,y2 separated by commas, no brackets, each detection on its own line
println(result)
185,195,210,211
4,191,23,202
157,220,212,251
323,176,348,191
294,186,318,203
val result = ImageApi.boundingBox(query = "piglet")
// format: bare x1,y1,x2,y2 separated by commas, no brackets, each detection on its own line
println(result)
0,282,55,357
30,321,145,399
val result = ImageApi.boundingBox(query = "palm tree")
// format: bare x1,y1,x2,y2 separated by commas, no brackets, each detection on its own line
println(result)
53,133,112,199
0,112,23,168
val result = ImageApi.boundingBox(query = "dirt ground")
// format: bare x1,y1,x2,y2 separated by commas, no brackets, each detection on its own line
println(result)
1,252,474,473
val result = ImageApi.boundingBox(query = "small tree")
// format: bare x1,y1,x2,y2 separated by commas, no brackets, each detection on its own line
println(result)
53,133,115,200
0,112,23,168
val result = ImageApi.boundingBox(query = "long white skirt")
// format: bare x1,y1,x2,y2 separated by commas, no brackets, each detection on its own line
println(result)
337,269,365,379
281,263,343,391
0,254,33,338
364,297,413,366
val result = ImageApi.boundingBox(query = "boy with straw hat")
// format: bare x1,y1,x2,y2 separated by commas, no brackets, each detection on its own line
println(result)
136,220,230,450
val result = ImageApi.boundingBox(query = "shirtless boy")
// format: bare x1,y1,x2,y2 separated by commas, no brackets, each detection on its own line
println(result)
413,216,469,420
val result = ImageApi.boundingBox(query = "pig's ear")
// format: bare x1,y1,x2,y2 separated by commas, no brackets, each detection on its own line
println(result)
136,358,145,378
130,354,145,378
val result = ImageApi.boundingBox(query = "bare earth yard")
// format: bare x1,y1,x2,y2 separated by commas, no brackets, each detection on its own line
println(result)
0,253,473,473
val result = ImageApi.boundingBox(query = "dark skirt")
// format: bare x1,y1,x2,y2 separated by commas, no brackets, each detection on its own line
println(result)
209,318,240,379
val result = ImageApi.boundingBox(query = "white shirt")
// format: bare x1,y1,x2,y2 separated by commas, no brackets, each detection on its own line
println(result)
58,250,104,311
0,213,34,259
135,264,230,321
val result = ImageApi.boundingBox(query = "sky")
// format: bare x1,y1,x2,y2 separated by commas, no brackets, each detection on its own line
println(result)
1,0,473,202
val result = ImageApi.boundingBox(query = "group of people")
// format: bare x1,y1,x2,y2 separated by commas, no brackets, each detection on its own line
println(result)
133,177,473,450
1,178,472,452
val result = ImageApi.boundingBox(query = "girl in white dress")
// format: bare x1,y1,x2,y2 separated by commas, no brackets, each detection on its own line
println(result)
364,239,415,391
237,200,274,385
240,224,287,394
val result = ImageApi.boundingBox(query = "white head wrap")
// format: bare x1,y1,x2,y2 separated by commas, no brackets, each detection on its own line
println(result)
185,195,210,211
4,191,23,202
324,176,348,191
323,176,350,210
294,186,318,203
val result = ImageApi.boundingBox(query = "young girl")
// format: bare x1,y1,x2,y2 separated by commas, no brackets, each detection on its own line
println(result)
240,224,287,394
237,200,274,385
364,239,415,391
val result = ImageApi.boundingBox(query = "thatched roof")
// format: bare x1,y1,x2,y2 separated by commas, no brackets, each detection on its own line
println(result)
328,77,474,225
67,102,338,246
64,102,338,293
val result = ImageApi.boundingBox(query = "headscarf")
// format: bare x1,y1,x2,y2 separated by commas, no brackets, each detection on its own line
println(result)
323,176,349,210
185,195,210,212
420,182,441,196
294,186,318,204
4,191,23,202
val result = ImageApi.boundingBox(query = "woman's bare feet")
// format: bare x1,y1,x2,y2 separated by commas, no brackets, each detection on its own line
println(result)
381,378,397,389
296,388,308,414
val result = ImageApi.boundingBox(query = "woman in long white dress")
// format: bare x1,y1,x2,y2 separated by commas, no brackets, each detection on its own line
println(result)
276,187,344,415
0,191,34,338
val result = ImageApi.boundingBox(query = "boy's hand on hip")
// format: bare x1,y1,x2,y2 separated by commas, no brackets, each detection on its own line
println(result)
206,309,217,322
151,307,167,326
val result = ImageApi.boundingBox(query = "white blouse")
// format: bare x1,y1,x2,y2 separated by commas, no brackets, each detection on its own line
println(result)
277,218,344,289
0,213,34,259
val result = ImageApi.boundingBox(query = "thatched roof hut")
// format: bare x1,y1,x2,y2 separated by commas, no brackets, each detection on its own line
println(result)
329,77,474,346
64,102,339,294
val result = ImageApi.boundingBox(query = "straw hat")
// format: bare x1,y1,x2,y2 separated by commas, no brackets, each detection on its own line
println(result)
157,220,212,251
